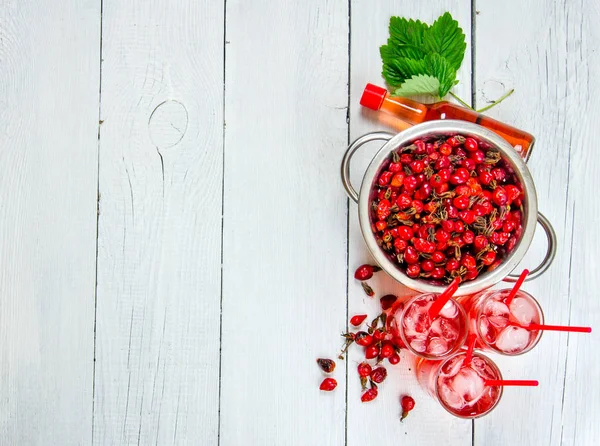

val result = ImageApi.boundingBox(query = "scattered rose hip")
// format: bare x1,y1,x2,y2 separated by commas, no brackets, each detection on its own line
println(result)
350,314,368,326
319,378,338,392
354,264,381,281
316,358,336,373
370,134,523,284
370,367,388,383
401,395,415,421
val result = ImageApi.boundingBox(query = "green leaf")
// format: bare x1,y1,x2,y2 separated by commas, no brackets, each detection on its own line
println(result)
380,17,429,61
391,54,457,97
393,75,440,97
422,12,466,72
382,57,426,87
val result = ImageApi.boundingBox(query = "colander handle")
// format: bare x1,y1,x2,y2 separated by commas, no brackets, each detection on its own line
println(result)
505,212,557,282
341,132,394,203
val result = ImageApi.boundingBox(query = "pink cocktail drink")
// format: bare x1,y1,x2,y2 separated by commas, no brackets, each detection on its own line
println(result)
459,289,543,355
416,351,503,418
390,293,468,359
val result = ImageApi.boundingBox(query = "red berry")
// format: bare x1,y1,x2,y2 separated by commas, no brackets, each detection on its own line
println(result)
404,246,419,264
391,172,405,187
355,331,374,347
413,238,435,254
479,170,494,185
394,238,408,252
503,220,516,233
464,137,479,152
447,136,462,147
400,153,413,164
389,161,402,173
411,200,424,214
492,168,507,181
441,220,454,232
350,314,368,326
370,366,388,383
375,221,387,231
446,258,459,272
418,183,432,200
505,184,521,201
358,362,372,378
492,187,509,206
388,353,401,365
450,167,470,185
401,395,416,420
459,210,476,224
431,267,446,279
380,294,397,311
380,342,395,359
410,160,425,174
361,388,378,403
414,140,426,154
406,264,421,278
467,177,483,195
434,183,449,194
454,221,465,233
453,195,470,210
365,345,380,359
470,150,485,164
378,171,393,186
377,199,392,220
462,230,475,244
432,251,446,263
354,264,379,281
319,377,337,391
421,259,435,272
424,201,438,214
396,193,412,209
455,148,467,158
435,156,451,170
455,184,471,196
481,250,497,266
435,229,450,243
463,158,477,171
439,143,453,156
403,176,418,192
447,205,459,219
465,269,479,280
474,235,489,251
373,329,386,341
316,358,336,373
461,254,476,270
397,226,413,241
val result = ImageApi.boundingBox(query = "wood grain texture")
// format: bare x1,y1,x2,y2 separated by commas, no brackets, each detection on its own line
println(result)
347,2,473,445
0,0,100,444
474,1,599,444
219,1,349,445
93,1,224,444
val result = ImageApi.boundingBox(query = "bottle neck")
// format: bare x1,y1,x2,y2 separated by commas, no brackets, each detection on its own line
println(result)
380,94,430,124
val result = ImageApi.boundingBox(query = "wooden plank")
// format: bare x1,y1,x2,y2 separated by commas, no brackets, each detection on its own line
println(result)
93,1,224,444
219,1,349,445
347,2,473,445
474,0,599,444
0,0,99,443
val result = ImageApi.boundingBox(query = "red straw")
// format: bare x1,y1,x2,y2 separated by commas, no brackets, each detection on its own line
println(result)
428,277,461,320
464,334,477,367
485,380,539,387
504,269,529,306
521,323,592,333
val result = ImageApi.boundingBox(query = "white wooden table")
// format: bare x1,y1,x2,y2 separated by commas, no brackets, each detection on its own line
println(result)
1,0,598,444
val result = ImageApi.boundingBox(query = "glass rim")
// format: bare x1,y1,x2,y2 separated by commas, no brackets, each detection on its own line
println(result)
433,350,504,419
398,293,469,360
475,289,545,356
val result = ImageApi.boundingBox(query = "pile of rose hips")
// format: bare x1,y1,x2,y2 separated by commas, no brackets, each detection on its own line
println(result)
371,134,524,283
317,266,416,421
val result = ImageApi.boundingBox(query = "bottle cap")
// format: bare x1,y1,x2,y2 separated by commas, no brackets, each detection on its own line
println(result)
360,83,387,110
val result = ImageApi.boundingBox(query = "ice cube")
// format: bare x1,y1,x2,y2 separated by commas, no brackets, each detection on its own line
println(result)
427,337,449,355
429,317,443,336
440,355,465,377
479,316,490,340
438,318,460,341
471,357,496,381
451,368,485,403
410,338,427,353
509,297,538,325
439,379,465,409
484,299,510,328
495,326,530,353
439,300,458,319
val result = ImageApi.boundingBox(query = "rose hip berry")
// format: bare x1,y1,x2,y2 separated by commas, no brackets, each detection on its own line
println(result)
316,358,336,373
361,387,378,403
319,378,337,391
358,362,372,378
370,367,388,384
401,395,415,420
370,134,523,284
380,294,398,310
354,264,380,281
355,331,373,347
388,353,401,365
365,345,380,359
380,342,395,359
350,314,368,327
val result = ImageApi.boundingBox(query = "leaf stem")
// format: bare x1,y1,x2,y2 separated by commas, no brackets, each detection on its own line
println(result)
476,89,515,113
449,91,475,110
